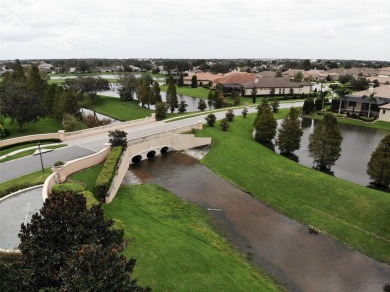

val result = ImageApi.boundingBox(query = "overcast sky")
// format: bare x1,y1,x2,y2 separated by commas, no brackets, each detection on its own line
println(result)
1,0,389,61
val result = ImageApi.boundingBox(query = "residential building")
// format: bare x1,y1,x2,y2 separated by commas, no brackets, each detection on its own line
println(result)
242,77,312,96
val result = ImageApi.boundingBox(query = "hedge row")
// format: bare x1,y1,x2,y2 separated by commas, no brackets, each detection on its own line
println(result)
95,146,123,202
52,183,85,195
0,139,61,151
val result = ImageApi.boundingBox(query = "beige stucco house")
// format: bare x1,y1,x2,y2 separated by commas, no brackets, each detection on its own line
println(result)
242,77,312,96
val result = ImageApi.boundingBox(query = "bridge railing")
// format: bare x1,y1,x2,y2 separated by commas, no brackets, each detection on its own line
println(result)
127,123,200,146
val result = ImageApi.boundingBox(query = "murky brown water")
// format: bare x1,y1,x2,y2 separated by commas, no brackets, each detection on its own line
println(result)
129,152,390,292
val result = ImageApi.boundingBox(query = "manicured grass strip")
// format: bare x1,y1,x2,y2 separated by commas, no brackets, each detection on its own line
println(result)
197,113,390,264
104,184,281,292
309,113,390,131
85,95,152,121
0,144,67,163
2,117,63,139
0,168,51,198
160,85,210,99
0,142,60,156
69,163,104,194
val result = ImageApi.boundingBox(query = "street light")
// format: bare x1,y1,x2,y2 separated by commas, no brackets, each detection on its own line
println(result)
37,141,44,172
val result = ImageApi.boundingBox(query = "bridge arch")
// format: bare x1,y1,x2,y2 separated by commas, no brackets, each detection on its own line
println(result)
147,150,156,159
131,155,142,164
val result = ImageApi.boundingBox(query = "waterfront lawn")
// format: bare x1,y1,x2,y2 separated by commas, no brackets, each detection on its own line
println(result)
85,95,152,121
0,168,51,198
104,184,280,291
160,85,210,99
309,112,390,131
197,113,390,263
2,117,63,139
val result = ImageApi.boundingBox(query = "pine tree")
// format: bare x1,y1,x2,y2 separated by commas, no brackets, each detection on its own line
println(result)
367,134,390,190
178,100,188,113
254,105,277,143
166,77,178,113
151,81,162,104
308,113,343,169
276,107,303,153
191,75,198,88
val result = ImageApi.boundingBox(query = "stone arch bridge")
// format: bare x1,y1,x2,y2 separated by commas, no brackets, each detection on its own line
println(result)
106,128,212,203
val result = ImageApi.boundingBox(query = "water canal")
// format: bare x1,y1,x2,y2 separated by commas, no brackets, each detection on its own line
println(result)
128,152,390,292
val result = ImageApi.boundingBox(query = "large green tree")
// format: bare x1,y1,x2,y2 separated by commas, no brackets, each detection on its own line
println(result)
0,85,47,130
166,76,178,113
137,76,152,108
308,113,343,169
367,134,390,190
151,81,162,105
117,73,138,101
275,107,303,153
65,77,110,101
1,191,149,291
27,64,47,97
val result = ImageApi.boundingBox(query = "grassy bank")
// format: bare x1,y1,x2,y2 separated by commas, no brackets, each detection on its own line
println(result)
2,117,63,139
85,95,152,121
104,184,280,291
196,113,390,263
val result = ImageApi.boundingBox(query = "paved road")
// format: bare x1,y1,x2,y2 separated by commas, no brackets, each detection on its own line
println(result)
0,101,303,182
0,146,96,183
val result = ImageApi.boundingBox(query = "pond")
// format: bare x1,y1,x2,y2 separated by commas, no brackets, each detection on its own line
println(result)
274,118,388,187
100,84,215,113
127,152,390,292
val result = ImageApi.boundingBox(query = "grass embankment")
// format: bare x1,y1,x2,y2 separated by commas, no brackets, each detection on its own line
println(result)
196,113,390,264
85,95,152,121
68,163,104,195
0,168,51,198
103,184,280,291
309,112,390,131
2,117,63,139
0,144,66,163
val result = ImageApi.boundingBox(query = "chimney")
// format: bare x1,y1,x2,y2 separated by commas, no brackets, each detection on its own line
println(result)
368,83,374,92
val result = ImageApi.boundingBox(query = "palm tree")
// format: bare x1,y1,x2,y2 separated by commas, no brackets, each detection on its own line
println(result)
362,93,377,118
319,90,330,112
334,87,352,115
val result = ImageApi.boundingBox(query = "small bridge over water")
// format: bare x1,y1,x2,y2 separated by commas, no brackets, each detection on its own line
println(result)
106,123,212,203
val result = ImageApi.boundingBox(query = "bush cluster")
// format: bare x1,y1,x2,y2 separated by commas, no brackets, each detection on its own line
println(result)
80,190,100,209
95,146,123,201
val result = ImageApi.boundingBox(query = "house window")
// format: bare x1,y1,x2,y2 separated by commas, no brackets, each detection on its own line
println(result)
278,89,281,94
384,110,386,114
348,101,356,107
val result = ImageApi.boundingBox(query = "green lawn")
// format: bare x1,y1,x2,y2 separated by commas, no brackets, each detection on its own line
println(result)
2,117,63,139
196,113,390,264
85,95,153,121
0,168,51,198
309,112,390,131
104,184,280,291
69,163,104,194
160,85,211,99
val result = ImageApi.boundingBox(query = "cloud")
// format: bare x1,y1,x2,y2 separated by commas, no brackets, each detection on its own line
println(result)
0,0,389,60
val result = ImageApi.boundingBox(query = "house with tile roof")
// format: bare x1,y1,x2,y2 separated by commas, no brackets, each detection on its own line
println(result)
340,84,390,118
242,77,312,96
183,72,223,87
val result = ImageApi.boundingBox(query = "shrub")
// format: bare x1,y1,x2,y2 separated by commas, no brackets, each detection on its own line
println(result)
360,116,376,122
52,183,85,195
53,161,64,167
220,118,229,131
225,109,235,122
109,218,125,245
95,146,123,201
0,129,10,139
205,114,217,127
80,190,100,209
